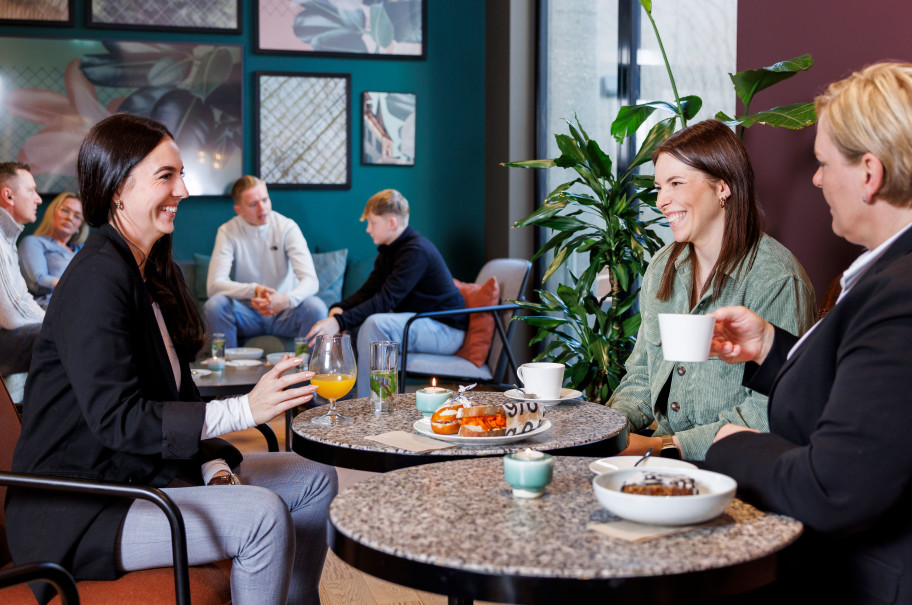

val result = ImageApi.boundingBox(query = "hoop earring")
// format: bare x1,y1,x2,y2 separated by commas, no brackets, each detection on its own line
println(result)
720,196,728,209
115,199,124,210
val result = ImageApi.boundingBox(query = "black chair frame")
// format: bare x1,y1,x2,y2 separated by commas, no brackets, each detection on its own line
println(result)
0,562,80,605
0,473,191,605
398,303,523,393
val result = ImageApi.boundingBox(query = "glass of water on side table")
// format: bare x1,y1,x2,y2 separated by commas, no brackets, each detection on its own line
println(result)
210,332,226,372
310,334,356,426
294,336,310,371
370,341,399,414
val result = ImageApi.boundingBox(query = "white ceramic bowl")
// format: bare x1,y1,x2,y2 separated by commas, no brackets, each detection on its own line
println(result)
589,455,697,475
592,468,736,526
266,352,294,365
226,347,264,361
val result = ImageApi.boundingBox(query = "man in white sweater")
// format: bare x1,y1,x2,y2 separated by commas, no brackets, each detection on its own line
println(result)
0,162,44,376
205,176,327,348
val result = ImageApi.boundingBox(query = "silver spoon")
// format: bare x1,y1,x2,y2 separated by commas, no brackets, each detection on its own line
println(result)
511,384,537,399
634,449,652,467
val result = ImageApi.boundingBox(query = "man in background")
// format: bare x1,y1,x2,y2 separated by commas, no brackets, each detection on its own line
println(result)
307,189,466,397
0,162,44,375
205,175,327,348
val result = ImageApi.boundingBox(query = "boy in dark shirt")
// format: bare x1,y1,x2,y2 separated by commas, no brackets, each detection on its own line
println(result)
307,189,466,396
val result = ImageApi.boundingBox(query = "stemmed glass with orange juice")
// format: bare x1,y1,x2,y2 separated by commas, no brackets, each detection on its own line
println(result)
310,334,356,426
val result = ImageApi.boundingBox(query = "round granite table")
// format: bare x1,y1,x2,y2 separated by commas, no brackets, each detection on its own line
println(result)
329,456,803,605
291,392,628,471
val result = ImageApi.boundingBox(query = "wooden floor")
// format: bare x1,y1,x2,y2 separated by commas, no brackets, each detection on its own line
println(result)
223,413,505,605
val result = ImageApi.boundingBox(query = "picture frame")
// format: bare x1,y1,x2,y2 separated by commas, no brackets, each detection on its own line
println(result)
87,0,241,34
254,72,351,189
0,0,73,27
0,36,243,196
256,0,425,59
362,91,416,166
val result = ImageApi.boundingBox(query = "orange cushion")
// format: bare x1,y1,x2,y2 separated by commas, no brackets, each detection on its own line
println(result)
0,560,232,605
454,277,500,367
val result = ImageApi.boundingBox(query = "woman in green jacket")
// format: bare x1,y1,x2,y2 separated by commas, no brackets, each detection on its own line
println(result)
609,119,816,461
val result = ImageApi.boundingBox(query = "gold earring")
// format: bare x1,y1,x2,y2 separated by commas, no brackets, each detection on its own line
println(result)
115,199,124,210
720,196,727,209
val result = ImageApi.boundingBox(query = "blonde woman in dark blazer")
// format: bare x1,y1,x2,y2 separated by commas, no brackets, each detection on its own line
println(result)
707,62,912,605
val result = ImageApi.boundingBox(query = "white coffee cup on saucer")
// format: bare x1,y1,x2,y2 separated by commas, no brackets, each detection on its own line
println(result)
516,362,565,400
657,313,716,362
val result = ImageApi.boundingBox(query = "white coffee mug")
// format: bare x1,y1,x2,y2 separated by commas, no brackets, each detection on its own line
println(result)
657,313,716,362
516,362,565,400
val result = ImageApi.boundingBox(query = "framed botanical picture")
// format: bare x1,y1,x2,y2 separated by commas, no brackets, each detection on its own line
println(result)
256,0,425,59
255,72,351,189
0,0,73,26
87,0,241,34
362,91,415,166
0,37,243,195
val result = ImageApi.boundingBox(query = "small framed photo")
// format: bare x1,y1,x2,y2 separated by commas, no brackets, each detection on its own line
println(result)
256,0,425,59
87,0,241,34
362,91,416,166
0,0,73,26
255,72,351,189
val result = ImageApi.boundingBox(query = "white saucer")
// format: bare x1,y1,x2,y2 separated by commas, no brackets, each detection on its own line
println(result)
226,359,263,367
589,455,697,475
504,388,582,406
413,419,551,447
191,368,212,377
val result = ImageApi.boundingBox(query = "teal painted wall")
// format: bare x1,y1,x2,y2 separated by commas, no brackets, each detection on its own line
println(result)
0,0,486,281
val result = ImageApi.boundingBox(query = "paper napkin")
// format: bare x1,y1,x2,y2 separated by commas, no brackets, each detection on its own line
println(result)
587,520,699,543
365,431,456,453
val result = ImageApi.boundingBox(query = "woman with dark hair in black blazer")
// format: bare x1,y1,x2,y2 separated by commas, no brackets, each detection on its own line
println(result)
706,62,912,604
6,113,337,605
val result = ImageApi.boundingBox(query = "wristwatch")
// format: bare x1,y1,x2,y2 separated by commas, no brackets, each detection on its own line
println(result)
660,435,681,459
208,472,241,486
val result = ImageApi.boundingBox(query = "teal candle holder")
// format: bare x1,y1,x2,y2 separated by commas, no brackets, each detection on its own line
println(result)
415,387,454,416
503,450,554,498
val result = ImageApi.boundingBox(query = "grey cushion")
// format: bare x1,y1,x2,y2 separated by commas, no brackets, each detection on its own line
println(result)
405,353,493,381
312,248,348,307
342,254,376,300
193,253,210,300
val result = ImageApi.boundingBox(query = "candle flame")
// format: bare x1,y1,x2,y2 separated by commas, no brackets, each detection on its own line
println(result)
432,377,437,387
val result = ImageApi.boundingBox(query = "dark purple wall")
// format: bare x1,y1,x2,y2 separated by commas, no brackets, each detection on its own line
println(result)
737,0,912,296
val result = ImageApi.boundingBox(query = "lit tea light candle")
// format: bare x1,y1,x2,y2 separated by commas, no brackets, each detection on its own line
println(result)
415,378,454,417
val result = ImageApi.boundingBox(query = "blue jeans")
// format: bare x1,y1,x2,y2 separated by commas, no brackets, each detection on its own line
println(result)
205,295,328,349
354,312,465,397
116,453,337,605
0,323,40,375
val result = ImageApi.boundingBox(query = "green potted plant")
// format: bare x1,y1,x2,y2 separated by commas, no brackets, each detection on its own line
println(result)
505,0,815,404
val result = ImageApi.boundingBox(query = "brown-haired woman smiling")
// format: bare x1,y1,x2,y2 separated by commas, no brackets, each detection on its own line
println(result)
707,62,912,604
6,114,336,605
609,119,816,461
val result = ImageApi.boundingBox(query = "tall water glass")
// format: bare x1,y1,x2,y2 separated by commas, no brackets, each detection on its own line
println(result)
210,332,226,372
370,341,399,414
310,334,356,426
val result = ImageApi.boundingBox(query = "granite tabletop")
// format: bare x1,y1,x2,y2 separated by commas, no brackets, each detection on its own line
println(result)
292,392,628,460
329,456,803,580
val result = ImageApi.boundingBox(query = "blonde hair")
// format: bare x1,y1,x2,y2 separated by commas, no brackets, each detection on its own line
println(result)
34,191,88,247
231,175,265,205
360,189,410,223
815,62,912,206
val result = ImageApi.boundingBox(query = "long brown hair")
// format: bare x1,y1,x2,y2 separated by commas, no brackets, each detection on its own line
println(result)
653,119,763,302
78,113,205,360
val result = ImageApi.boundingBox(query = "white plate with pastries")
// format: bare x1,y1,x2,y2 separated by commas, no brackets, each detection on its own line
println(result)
504,388,582,406
589,455,697,475
413,419,551,446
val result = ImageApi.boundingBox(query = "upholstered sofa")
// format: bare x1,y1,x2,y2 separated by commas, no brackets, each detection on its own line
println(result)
177,248,375,353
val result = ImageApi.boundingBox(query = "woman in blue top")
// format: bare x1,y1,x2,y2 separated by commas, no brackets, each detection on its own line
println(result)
18,191,88,307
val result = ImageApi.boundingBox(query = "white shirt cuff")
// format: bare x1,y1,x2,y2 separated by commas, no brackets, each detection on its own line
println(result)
201,395,256,439
201,459,232,485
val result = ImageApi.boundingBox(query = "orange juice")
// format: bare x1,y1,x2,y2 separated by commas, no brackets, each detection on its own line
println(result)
311,373,356,401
